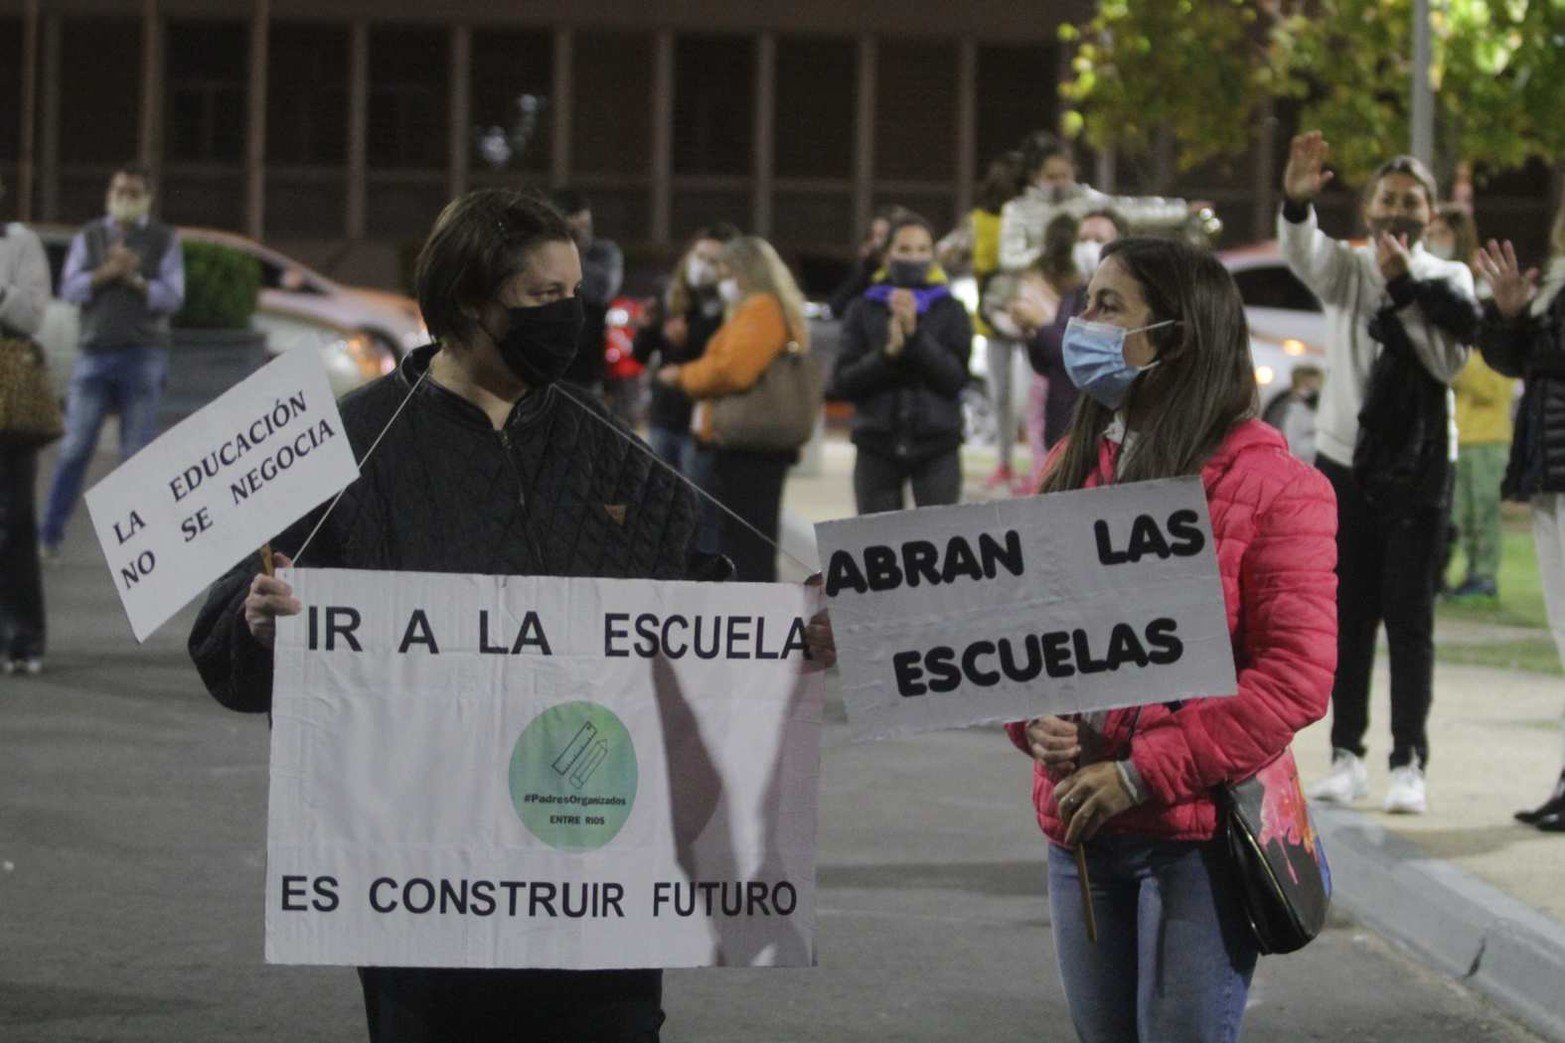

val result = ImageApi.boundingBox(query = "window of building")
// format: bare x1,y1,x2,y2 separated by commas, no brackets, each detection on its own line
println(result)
368,26,448,170
874,190,956,236
673,35,754,177
975,43,1058,172
59,18,141,164
0,18,21,161
572,32,652,177
470,28,553,175
774,37,855,180
165,20,248,164
875,40,957,183
268,23,349,167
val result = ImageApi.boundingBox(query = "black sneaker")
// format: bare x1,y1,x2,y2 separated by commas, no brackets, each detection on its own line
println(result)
1516,773,1565,825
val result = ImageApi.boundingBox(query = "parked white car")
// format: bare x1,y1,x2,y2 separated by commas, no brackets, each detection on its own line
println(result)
33,224,424,398
1219,240,1330,412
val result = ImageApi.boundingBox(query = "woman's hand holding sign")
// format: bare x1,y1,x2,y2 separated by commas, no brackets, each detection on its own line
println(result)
245,551,300,650
1026,716,1082,776
1055,761,1139,846
803,573,837,668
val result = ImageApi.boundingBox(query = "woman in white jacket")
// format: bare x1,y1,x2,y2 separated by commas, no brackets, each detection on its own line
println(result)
989,132,1191,493
1279,131,1478,815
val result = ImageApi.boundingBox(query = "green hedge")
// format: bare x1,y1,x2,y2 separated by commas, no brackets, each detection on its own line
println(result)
174,241,262,330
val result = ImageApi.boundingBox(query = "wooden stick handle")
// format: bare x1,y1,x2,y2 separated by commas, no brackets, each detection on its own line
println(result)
260,543,275,578
1075,844,1098,945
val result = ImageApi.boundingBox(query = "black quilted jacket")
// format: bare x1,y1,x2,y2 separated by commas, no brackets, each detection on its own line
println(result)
188,344,698,715
1352,275,1479,513
1479,292,1565,500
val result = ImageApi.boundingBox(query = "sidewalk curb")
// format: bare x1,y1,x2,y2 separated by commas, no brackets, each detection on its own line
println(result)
1317,806,1565,1041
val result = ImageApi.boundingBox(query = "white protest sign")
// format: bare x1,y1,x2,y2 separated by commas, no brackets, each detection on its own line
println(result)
84,348,357,642
267,568,825,970
814,477,1238,741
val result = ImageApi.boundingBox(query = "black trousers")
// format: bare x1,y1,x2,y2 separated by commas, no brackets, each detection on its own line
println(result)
852,446,962,516
0,444,45,660
359,967,663,1042
1319,456,1439,769
710,448,791,583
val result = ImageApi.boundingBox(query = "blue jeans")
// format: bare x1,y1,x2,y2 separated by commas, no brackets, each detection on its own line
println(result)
688,445,723,556
1048,837,1258,1043
647,425,694,477
41,346,168,547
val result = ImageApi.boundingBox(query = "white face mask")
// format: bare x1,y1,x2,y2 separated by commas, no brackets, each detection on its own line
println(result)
686,256,716,288
109,197,150,224
1072,240,1104,278
718,277,743,304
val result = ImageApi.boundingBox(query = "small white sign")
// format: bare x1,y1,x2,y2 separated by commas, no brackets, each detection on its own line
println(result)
266,569,825,970
85,348,358,642
814,477,1239,741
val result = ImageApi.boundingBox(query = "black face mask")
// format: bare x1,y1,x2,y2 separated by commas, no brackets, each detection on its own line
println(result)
1368,215,1426,245
491,297,583,388
888,260,932,287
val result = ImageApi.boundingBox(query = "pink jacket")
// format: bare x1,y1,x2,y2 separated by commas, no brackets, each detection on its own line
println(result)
1005,419,1338,844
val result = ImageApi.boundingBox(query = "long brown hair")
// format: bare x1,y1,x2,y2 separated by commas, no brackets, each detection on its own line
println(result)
1041,237,1258,492
1035,212,1082,292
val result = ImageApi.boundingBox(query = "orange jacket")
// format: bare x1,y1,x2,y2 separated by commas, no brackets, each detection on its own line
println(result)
678,293,792,441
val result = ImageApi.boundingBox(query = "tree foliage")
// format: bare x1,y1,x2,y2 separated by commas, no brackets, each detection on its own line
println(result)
1061,0,1565,185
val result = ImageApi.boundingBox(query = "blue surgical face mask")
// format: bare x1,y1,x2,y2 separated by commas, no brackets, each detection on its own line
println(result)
1062,317,1178,410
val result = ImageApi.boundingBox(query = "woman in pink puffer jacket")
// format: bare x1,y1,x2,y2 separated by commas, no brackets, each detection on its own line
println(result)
804,238,1337,1042
1007,237,1337,1042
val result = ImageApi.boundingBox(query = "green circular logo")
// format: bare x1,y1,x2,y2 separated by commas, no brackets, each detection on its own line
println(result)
509,701,637,851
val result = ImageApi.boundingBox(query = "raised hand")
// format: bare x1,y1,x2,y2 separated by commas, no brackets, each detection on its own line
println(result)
1283,130,1335,204
1476,239,1538,320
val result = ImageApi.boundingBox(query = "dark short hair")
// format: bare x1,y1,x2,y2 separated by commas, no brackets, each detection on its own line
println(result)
112,162,153,191
1368,155,1439,208
1021,131,1074,178
415,188,573,345
1081,207,1130,239
550,187,589,217
885,212,934,248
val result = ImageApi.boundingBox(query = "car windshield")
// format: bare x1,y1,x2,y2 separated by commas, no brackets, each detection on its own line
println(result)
1231,265,1322,313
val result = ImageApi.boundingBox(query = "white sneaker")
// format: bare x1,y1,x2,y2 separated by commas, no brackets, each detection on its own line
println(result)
1385,765,1427,815
1308,749,1369,804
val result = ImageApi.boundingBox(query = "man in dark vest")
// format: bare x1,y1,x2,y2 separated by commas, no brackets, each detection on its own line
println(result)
40,162,185,557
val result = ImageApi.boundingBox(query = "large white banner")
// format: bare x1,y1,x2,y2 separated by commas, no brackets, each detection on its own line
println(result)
267,569,825,970
814,477,1238,741
85,348,357,641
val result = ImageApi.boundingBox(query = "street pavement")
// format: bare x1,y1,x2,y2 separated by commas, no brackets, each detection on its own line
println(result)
0,445,1549,1041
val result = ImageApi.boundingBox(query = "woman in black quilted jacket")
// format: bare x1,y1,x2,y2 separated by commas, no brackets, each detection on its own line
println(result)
828,213,972,514
188,189,698,1042
1477,215,1565,831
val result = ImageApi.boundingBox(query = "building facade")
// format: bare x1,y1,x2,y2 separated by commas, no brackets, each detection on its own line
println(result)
2,0,1096,289
5,1,1554,292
